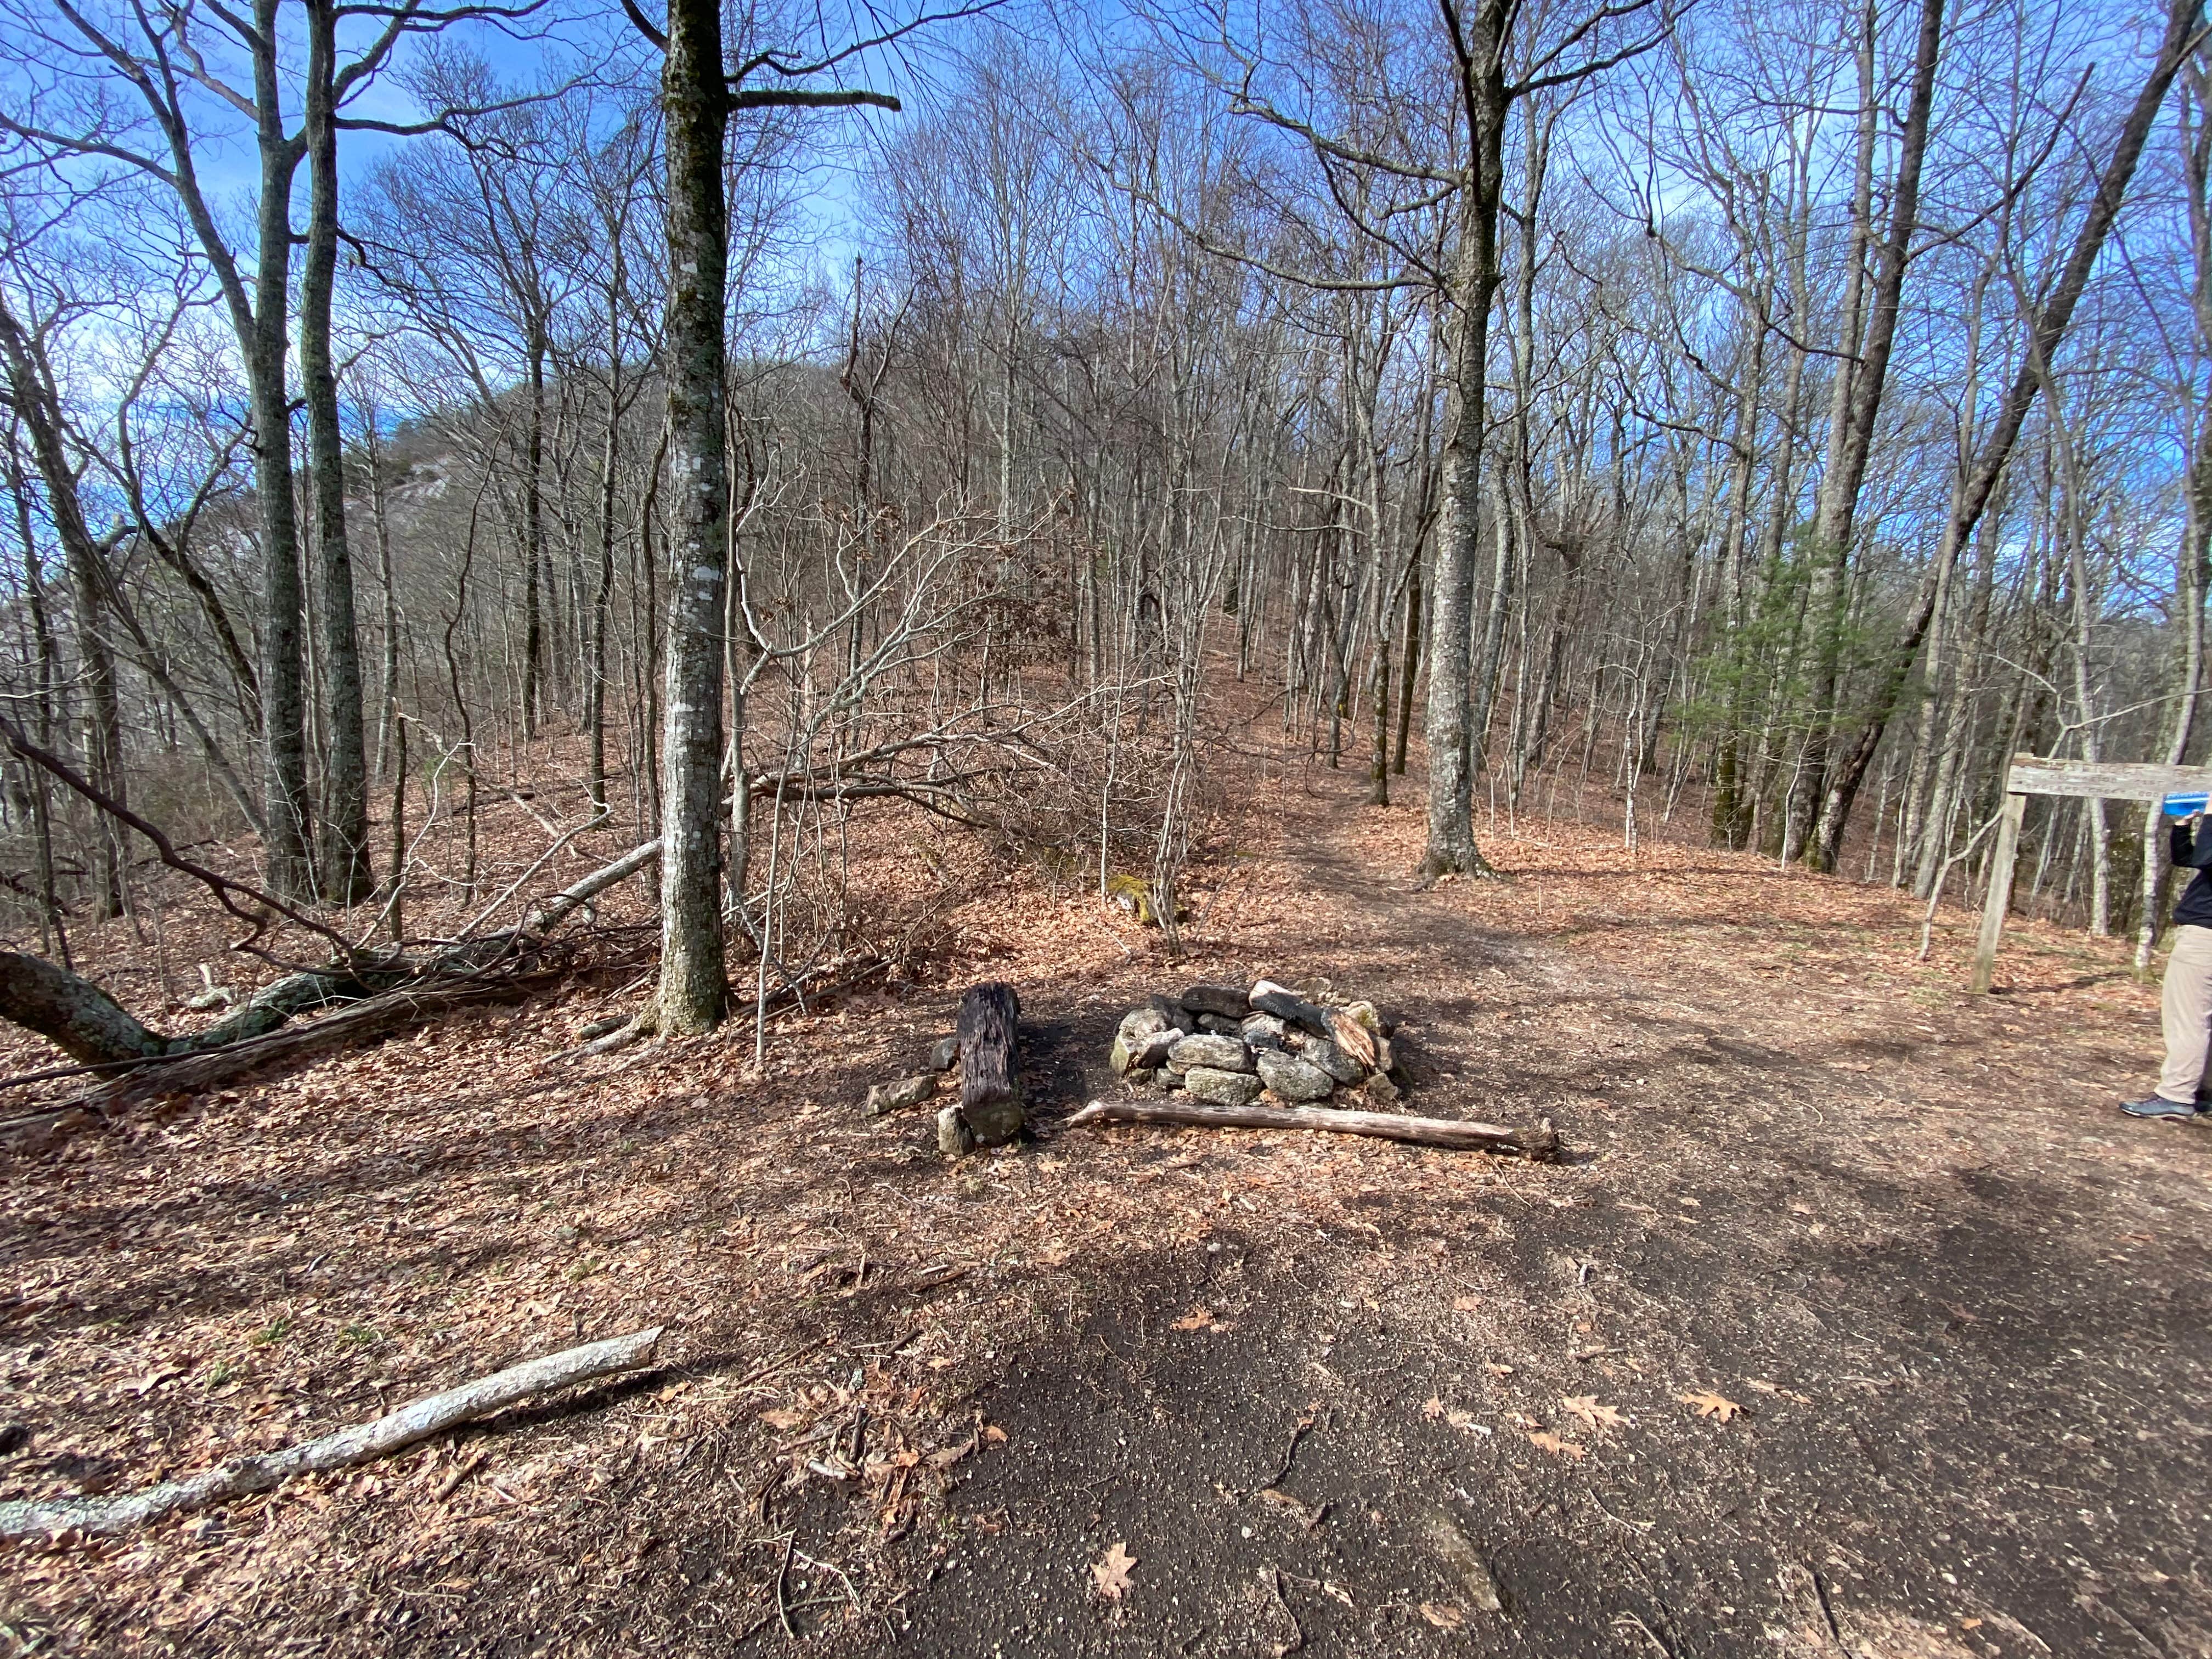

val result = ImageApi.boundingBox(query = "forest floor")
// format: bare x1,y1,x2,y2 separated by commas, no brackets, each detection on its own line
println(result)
3,741,2211,1657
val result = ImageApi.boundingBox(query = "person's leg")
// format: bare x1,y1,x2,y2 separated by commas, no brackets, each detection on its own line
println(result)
2156,926,2212,1103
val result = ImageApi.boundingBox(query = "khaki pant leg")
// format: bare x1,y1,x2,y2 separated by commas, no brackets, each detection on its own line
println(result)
2158,925,2212,1103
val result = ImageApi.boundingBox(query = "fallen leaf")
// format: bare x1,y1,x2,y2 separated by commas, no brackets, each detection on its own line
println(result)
981,1425,1007,1444
1422,1396,1445,1419
1485,1362,1515,1377
1561,1395,1626,1432
927,1437,975,1469
1526,1430,1585,1460
1452,1296,1481,1312
1092,1541,1137,1599
1419,1602,1466,1630
1445,1409,1477,1430
1680,1390,1742,1423
758,1408,809,1431
1171,1306,1216,1331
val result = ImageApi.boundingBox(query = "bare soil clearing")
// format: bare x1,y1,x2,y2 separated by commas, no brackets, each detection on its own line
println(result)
3,763,2209,1657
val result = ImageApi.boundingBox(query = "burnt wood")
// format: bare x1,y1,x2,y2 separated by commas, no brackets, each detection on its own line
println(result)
956,981,1023,1143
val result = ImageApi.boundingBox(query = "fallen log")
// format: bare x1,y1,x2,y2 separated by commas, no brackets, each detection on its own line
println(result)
0,1325,663,1540
104,973,561,1098
1065,1097,1561,1160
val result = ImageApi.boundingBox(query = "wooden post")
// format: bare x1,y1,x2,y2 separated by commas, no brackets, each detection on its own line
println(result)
1970,789,2028,993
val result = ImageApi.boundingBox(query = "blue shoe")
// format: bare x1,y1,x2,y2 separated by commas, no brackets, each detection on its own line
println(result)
2121,1097,2204,1120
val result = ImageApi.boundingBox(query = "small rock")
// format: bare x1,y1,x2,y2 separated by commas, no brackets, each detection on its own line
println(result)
1168,1033,1254,1073
1421,1509,1504,1613
1238,1013,1291,1053
1111,1014,1183,1075
1240,1013,1288,1049
1182,1066,1265,1107
1180,983,1249,1019
1194,1013,1242,1036
1109,1008,1162,1074
1299,1037,1367,1085
867,1074,938,1116
1144,994,1190,1028
936,1104,975,1158
1255,1048,1334,1102
1118,1007,1169,1043
1161,1070,1186,1090
927,1035,962,1072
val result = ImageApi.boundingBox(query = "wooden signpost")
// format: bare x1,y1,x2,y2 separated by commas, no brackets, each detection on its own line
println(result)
1971,754,2212,992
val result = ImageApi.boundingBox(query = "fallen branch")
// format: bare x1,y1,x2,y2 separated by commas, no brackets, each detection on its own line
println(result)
0,714,354,959
0,839,663,1098
1065,1097,1561,1160
0,1326,664,1539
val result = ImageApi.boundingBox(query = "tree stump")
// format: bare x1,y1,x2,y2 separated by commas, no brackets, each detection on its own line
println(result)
956,981,1023,1146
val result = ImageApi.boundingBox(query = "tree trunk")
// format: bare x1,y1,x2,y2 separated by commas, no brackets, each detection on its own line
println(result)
1395,558,1420,776
1421,3,1508,878
302,0,370,904
956,980,1022,1143
651,0,735,1034
246,0,314,900
588,368,619,812
0,302,126,918
1794,0,1943,872
522,335,548,740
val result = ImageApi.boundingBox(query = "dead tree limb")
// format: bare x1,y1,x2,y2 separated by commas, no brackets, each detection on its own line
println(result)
0,839,663,1095
1065,1097,1561,1160
521,837,662,935
0,1326,664,1540
0,714,354,958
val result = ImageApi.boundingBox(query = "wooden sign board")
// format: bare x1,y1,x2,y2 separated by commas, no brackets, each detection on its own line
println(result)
1971,754,2212,992
2002,757,2212,803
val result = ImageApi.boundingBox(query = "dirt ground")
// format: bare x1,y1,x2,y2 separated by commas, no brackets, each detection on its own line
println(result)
4,753,2210,1657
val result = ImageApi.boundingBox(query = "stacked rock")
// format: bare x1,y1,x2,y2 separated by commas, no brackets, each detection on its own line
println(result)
1107,980,1400,1108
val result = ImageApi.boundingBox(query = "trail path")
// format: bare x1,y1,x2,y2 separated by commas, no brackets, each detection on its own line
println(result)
910,771,2212,1657
5,767,2210,1657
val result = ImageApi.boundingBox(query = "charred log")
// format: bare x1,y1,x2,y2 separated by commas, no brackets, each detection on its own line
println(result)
955,980,1023,1144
